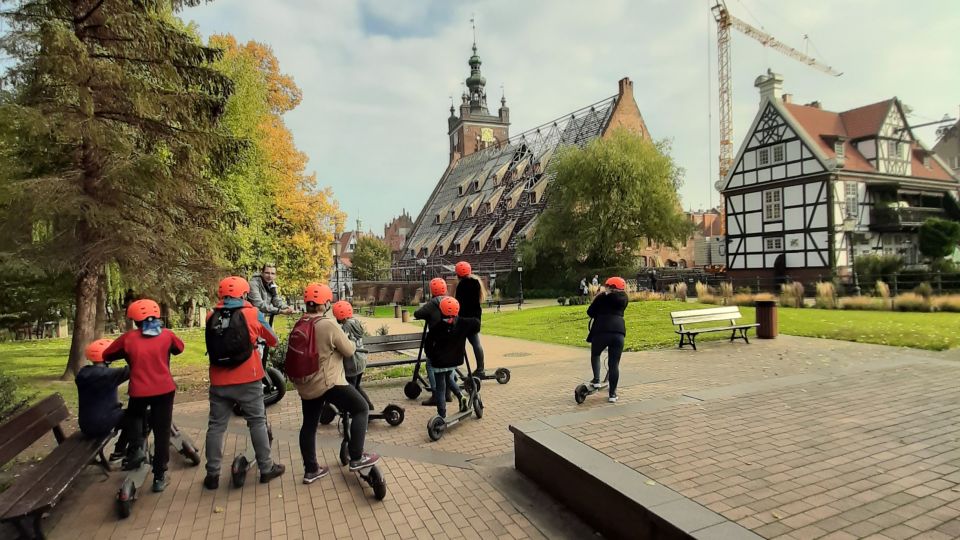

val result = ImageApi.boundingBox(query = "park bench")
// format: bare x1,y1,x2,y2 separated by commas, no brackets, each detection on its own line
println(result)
359,305,375,317
363,331,431,399
0,394,112,539
487,297,523,312
670,306,758,351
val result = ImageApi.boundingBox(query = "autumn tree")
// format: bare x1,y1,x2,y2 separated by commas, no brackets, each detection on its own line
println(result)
351,236,392,281
526,129,693,277
0,0,235,377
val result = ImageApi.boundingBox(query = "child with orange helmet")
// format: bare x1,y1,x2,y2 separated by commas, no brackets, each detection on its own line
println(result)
586,277,629,402
202,276,285,490
285,284,379,484
414,277,453,406
423,297,480,418
331,301,372,408
103,299,185,492
76,338,131,460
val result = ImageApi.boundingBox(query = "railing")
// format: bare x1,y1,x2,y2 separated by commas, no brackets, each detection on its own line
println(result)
869,206,944,231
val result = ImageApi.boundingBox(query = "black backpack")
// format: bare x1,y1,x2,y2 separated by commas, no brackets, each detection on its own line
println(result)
205,307,253,368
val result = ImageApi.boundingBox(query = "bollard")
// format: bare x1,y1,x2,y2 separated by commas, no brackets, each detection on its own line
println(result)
394,304,401,319
401,310,410,323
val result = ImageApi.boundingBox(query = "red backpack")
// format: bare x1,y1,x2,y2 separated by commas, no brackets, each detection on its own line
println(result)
284,316,319,379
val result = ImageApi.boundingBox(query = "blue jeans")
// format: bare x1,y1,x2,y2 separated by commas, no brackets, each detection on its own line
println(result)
432,369,462,418
591,333,625,396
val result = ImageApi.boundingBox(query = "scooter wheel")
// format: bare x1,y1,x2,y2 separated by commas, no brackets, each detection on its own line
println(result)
231,456,249,488
319,403,337,425
339,439,349,467
427,416,446,441
182,442,201,467
473,395,484,419
495,368,511,384
464,376,481,393
263,367,286,407
383,405,405,426
369,466,387,501
574,384,589,405
403,381,422,400
117,478,136,519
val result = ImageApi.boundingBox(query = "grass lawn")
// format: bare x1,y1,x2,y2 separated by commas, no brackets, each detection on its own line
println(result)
482,301,960,352
366,305,419,318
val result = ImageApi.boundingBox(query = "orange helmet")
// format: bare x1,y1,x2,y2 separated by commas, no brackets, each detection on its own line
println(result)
127,299,161,322
439,296,460,317
455,261,472,278
218,276,250,299
605,277,627,290
304,283,333,305
429,278,447,297
332,301,353,321
84,338,114,363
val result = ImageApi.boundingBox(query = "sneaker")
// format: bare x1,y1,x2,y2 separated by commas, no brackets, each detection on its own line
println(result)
348,452,380,471
302,467,329,484
203,474,219,490
459,395,469,412
473,369,486,378
608,395,619,403
152,474,169,493
591,380,603,390
421,395,438,406
259,463,286,484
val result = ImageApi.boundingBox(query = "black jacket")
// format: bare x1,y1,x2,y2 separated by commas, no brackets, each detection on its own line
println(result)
586,290,628,337
425,316,481,369
414,296,443,327
454,277,483,320
75,364,130,437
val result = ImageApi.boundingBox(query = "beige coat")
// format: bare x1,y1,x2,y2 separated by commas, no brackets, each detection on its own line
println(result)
290,313,355,400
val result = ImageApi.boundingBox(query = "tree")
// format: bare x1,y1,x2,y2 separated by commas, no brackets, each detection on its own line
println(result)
528,129,694,276
918,218,960,260
0,1,236,378
351,236,391,281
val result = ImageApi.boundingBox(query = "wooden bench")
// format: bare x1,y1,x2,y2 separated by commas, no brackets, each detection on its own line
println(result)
359,305,375,317
670,306,759,350
487,297,523,312
363,331,432,399
0,394,112,539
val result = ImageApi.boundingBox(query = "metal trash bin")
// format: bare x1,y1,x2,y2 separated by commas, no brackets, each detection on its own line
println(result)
401,310,410,323
756,300,778,339
394,304,401,319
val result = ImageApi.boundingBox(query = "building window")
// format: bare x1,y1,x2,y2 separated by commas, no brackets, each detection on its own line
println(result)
758,148,770,166
834,141,845,158
765,237,783,252
887,140,900,159
952,156,960,169
764,189,782,221
844,182,858,219
772,144,785,163
434,214,441,224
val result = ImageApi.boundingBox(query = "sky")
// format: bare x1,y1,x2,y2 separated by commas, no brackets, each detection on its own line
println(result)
183,0,960,234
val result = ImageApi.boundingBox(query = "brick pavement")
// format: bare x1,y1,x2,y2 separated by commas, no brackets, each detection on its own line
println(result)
20,331,959,540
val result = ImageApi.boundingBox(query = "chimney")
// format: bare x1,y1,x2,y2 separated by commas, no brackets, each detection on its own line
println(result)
782,93,792,104
754,69,783,104
617,77,634,99
806,101,822,109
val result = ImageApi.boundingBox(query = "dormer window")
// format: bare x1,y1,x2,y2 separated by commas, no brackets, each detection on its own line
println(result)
772,144,785,163
834,141,845,158
887,140,900,159
434,214,441,224
758,148,770,166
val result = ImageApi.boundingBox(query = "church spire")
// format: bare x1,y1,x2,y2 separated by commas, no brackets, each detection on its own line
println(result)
465,17,488,114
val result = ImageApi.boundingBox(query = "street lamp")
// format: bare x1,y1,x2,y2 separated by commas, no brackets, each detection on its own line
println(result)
843,217,860,296
416,258,427,301
516,255,524,310
330,237,342,301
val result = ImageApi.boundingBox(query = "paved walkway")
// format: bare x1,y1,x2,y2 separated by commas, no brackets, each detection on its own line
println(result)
19,328,960,540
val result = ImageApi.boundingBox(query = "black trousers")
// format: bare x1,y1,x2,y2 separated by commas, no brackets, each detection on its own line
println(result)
300,385,369,472
591,333,625,396
346,373,374,409
126,391,175,476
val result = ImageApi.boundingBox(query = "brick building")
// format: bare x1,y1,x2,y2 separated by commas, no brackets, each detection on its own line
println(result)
383,211,414,261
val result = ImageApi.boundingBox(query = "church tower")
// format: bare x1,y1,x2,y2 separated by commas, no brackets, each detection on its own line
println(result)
448,41,510,164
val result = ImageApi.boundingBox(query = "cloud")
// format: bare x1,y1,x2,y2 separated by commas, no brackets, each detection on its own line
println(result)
184,0,960,232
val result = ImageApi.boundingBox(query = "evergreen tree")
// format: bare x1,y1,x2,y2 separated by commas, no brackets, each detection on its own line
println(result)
0,0,235,378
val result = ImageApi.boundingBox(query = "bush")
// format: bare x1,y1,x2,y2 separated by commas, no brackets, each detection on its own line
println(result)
780,282,805,308
698,294,720,305
719,282,733,299
814,281,836,309
628,291,667,302
694,281,715,298
557,297,567,306
875,280,890,299
893,293,930,312
730,293,756,306
376,324,390,336
839,296,885,310
932,295,960,312
735,286,752,295
855,254,904,285
671,282,688,301
913,282,933,299
0,371,31,424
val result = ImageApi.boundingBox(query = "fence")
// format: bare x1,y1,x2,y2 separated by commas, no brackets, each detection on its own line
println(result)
651,271,960,298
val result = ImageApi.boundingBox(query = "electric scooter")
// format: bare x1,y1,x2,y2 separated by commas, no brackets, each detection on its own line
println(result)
116,414,201,519
335,410,387,500
230,420,275,488
573,352,609,404
426,350,484,442
319,400,404,426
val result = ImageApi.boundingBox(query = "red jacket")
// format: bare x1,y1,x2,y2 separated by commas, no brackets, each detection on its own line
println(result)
207,300,278,387
103,328,184,397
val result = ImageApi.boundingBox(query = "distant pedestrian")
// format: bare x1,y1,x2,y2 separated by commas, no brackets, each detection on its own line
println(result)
591,275,599,288
579,278,588,297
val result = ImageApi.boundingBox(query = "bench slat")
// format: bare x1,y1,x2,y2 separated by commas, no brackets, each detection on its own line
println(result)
676,323,759,334
1,434,109,521
670,306,741,318
364,342,421,353
673,314,741,325
363,333,422,344
0,395,69,467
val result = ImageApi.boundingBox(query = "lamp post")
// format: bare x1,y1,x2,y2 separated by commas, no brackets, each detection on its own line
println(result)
330,237,342,301
516,255,524,310
417,258,427,301
843,217,860,296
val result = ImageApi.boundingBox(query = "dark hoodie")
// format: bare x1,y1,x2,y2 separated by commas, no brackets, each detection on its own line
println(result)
586,290,628,336
424,316,481,370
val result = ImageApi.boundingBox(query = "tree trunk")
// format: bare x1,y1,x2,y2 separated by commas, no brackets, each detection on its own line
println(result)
94,268,106,338
184,299,196,328
63,269,99,380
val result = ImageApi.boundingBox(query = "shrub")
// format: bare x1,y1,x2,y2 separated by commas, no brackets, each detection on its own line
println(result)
694,281,715,298
629,291,667,302
567,296,587,306
671,282,688,301
814,281,836,309
735,286,753,295
376,324,390,336
855,254,904,284
913,282,933,299
874,280,890,299
730,293,756,306
839,296,885,310
698,294,719,305
893,293,930,312
0,371,31,424
719,282,733,299
932,295,960,312
753,293,777,303
557,297,567,306
780,282,805,308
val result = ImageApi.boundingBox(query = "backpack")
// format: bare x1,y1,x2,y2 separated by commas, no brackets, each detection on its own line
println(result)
205,307,253,368
284,317,319,379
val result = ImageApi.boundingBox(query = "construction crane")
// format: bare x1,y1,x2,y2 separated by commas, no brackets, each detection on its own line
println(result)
711,0,842,198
